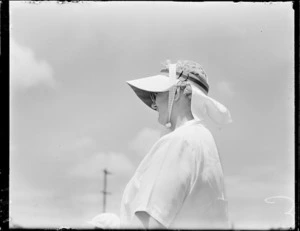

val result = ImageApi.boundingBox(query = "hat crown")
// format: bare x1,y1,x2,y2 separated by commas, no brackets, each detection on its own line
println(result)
161,60,209,94
162,60,208,82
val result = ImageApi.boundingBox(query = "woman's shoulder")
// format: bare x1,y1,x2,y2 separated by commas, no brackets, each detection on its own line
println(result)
174,122,213,140
154,122,214,148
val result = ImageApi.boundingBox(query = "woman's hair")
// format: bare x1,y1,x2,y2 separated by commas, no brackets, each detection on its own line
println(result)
177,79,192,100
161,59,208,101
162,59,208,83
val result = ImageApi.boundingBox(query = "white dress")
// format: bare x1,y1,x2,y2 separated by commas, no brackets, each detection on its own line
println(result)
120,120,230,229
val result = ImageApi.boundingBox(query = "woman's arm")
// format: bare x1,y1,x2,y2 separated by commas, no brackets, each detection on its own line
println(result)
126,136,196,229
135,211,166,229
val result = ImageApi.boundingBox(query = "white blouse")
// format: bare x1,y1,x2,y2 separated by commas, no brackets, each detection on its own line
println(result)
120,120,229,229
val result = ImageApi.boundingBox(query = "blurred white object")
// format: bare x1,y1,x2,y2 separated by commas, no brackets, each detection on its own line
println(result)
87,213,120,229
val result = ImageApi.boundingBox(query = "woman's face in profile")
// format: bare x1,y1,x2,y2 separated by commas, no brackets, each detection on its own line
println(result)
155,91,169,125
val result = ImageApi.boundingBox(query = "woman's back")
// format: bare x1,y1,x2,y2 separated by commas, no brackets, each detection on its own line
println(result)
170,121,229,229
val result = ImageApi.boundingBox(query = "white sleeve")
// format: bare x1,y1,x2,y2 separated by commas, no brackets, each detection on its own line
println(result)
133,135,198,228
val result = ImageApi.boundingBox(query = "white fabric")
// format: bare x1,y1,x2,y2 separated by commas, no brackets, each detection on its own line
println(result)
120,120,230,229
126,75,174,93
168,63,177,81
87,213,120,229
190,81,233,124
166,64,178,127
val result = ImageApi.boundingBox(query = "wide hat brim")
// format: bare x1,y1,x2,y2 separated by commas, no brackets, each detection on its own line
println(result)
126,74,177,110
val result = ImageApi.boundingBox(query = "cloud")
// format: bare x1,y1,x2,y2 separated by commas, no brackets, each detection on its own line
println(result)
72,137,95,149
58,136,96,153
129,127,161,157
9,180,63,228
10,39,56,92
216,81,235,98
66,151,135,219
10,149,135,228
225,163,294,201
68,152,135,179
224,171,294,229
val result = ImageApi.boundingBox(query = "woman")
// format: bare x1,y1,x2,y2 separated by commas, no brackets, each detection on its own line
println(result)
119,60,233,229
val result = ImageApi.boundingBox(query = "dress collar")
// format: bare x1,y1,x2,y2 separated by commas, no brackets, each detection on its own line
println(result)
176,119,202,130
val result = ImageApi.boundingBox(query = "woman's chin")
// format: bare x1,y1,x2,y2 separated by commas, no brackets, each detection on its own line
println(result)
157,117,167,127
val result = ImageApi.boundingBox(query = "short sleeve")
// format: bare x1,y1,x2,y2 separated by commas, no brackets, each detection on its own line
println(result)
133,135,198,228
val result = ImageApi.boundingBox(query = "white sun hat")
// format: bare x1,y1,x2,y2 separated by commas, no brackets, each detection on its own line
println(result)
126,60,232,127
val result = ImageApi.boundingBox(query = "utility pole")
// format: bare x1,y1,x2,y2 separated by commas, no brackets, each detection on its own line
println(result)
101,168,112,213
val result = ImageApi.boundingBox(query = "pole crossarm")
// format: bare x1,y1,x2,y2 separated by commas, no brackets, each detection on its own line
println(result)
101,190,112,195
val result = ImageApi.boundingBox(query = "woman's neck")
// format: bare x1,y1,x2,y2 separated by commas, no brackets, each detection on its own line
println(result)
170,111,194,131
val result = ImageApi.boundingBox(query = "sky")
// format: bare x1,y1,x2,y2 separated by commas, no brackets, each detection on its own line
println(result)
9,1,294,229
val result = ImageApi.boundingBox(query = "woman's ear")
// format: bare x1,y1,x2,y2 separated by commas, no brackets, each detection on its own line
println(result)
174,87,181,102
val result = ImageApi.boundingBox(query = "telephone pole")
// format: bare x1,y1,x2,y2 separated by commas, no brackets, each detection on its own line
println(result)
101,168,112,213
